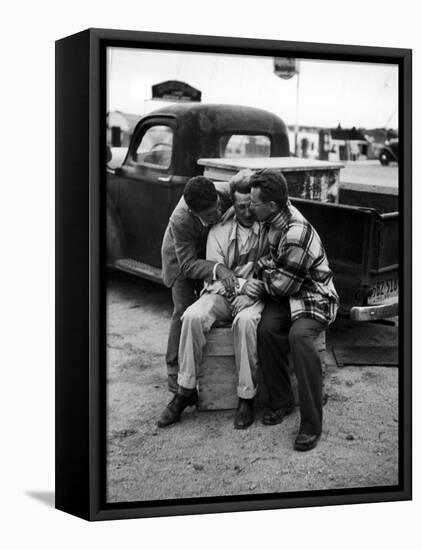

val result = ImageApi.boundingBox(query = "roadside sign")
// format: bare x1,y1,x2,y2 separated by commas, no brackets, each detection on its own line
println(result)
274,57,297,79
152,80,202,102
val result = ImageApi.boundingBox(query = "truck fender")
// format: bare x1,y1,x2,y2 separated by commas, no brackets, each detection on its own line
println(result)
106,202,126,268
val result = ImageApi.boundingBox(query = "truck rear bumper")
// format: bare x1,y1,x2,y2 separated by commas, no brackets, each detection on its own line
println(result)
350,301,398,321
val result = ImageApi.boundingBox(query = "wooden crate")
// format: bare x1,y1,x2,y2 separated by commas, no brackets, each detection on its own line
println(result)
197,328,237,410
198,157,342,203
197,326,326,411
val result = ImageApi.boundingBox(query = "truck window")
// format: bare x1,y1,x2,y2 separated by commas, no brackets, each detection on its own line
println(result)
134,125,173,168
220,134,271,158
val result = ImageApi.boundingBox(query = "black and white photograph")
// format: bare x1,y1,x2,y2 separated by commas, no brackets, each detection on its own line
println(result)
105,44,404,504
4,0,421,546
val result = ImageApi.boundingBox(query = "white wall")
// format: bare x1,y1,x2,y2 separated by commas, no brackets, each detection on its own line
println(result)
1,2,419,549
288,128,320,158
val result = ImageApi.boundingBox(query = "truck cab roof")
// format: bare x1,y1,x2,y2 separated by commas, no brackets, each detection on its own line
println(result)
137,102,288,133
127,103,290,176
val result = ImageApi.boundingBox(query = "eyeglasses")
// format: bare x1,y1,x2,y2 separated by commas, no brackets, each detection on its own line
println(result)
250,200,270,209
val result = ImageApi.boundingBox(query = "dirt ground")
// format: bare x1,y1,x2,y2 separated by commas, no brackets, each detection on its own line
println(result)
341,161,398,189
106,272,399,503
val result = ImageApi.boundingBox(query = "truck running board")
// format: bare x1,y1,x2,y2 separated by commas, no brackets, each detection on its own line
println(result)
115,258,164,285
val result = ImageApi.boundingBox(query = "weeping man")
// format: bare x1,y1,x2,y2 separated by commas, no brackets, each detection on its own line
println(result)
158,170,266,430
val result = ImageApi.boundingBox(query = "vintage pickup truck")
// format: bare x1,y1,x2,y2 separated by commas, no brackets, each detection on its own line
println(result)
107,103,398,321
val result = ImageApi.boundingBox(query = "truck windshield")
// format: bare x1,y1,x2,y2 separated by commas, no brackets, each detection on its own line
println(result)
220,134,271,158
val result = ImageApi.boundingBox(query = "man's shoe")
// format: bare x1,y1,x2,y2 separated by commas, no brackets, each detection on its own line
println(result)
294,432,321,452
234,398,254,430
157,390,198,428
262,404,295,426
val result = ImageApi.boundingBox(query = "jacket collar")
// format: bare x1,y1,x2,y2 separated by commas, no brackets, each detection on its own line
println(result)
264,201,292,232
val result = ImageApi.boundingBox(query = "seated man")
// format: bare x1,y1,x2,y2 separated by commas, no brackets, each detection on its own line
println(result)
158,170,266,430
250,169,339,452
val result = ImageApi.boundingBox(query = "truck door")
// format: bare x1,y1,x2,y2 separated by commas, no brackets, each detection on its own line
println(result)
117,119,176,269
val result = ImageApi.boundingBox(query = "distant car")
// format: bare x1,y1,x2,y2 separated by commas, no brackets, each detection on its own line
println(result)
379,138,399,166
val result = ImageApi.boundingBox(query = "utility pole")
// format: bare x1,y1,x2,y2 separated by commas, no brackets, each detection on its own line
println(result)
294,61,300,156
273,58,300,156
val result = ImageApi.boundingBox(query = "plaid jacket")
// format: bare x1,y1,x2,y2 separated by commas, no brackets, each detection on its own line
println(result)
257,204,339,324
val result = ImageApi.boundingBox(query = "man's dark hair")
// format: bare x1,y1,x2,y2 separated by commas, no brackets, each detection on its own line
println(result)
250,169,289,208
229,169,253,201
183,176,218,213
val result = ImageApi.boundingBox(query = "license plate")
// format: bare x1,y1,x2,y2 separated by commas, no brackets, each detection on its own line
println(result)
368,278,399,305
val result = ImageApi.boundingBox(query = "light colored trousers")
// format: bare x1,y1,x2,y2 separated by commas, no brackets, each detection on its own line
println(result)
177,293,264,399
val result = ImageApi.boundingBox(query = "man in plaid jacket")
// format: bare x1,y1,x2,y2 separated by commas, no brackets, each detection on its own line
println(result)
250,169,339,452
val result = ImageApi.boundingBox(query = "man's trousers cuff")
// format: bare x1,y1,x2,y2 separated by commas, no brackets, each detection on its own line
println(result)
177,371,197,390
237,386,257,400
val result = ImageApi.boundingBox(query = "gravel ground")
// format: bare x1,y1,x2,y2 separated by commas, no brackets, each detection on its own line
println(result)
106,273,399,503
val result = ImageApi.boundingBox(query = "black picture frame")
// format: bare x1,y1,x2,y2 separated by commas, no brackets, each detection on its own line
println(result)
55,27,412,521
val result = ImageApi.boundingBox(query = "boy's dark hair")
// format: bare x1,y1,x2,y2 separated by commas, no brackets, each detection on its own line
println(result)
250,169,289,208
183,176,218,213
229,169,253,201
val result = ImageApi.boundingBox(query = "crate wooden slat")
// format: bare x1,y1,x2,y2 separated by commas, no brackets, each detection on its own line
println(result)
197,327,326,411
203,327,234,356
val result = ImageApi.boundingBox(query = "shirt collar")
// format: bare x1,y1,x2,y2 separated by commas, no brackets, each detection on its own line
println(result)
229,218,260,241
196,215,209,227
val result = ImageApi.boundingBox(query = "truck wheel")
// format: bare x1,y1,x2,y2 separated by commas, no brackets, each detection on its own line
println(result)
379,152,390,166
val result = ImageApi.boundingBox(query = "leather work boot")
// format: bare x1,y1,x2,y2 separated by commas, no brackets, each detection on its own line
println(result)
262,403,295,426
157,389,198,428
234,398,254,429
294,432,321,452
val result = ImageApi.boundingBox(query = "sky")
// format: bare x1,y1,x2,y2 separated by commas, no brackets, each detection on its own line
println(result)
107,47,398,130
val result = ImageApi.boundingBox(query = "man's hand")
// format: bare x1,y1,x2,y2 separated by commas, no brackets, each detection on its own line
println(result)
242,279,265,299
231,295,256,317
220,205,235,225
216,264,238,296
